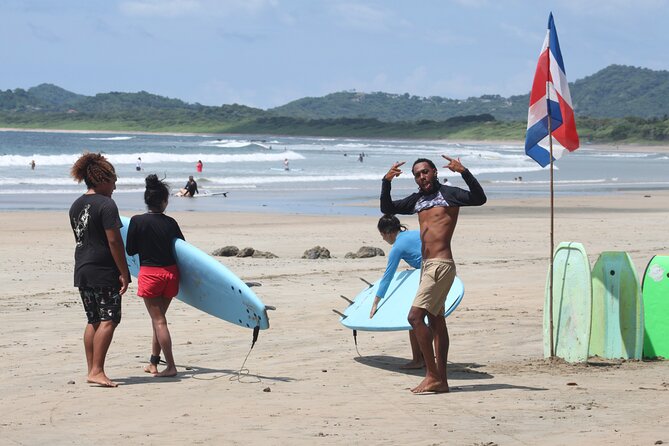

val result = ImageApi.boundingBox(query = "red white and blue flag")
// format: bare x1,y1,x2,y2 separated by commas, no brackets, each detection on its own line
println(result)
525,13,579,167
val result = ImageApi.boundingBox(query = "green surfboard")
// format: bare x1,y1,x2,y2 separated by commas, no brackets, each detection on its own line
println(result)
590,252,643,360
544,242,592,363
642,255,669,359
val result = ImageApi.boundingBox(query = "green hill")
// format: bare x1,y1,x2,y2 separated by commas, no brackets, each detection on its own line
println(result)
1,65,669,143
270,65,669,121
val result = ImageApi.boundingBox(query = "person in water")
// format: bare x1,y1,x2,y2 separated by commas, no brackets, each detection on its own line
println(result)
380,155,486,393
196,160,203,173
370,214,424,369
126,174,185,377
180,176,198,197
69,153,130,388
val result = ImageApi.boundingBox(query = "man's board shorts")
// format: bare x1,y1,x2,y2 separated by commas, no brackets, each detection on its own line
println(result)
79,286,122,324
137,264,180,299
413,259,456,316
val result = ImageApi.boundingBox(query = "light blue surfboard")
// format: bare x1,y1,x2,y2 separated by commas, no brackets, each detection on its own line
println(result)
590,251,643,359
339,269,464,331
544,242,592,362
120,216,270,330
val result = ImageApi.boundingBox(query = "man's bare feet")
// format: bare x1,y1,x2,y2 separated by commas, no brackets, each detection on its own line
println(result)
411,376,449,394
87,372,118,388
400,360,425,370
153,367,177,378
144,363,158,374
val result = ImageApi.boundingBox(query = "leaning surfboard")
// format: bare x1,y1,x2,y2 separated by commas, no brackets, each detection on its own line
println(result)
590,251,643,360
339,269,464,331
544,242,592,362
120,216,270,330
642,255,669,359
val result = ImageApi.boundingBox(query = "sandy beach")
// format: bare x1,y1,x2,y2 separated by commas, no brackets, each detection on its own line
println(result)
1,190,668,445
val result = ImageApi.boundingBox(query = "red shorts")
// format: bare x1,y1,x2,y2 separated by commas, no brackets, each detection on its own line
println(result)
137,265,180,299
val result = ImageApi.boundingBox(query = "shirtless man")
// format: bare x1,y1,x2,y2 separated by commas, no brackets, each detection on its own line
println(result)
380,155,486,393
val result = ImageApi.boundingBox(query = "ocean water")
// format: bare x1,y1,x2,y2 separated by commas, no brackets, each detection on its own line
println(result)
0,130,668,215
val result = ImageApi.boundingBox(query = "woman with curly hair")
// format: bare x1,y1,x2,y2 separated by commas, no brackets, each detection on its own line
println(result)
69,152,130,388
126,174,185,377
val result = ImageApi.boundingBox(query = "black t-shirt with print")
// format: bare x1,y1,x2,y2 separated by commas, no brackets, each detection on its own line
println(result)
69,193,123,288
125,213,185,267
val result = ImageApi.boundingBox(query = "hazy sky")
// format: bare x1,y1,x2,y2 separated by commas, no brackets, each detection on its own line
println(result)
2,0,667,109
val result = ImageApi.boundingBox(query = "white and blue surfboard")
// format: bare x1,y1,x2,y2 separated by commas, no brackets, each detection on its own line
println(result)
120,216,270,330
339,269,464,331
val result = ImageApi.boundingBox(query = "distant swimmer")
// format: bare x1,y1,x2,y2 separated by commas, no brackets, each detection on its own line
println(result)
30,160,35,170
136,157,143,172
284,158,290,171
196,160,203,173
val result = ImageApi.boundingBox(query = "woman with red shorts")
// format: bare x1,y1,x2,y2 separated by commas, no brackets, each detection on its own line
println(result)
126,174,185,377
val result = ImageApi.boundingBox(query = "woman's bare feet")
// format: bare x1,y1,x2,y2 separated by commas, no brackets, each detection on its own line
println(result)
144,363,158,374
153,366,177,378
411,376,449,394
400,359,425,370
87,372,118,388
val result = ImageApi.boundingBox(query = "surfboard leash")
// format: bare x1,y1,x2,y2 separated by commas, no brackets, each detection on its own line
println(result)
229,326,262,384
353,329,363,358
190,326,261,383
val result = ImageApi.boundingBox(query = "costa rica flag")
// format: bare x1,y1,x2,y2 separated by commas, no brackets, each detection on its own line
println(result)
525,13,579,167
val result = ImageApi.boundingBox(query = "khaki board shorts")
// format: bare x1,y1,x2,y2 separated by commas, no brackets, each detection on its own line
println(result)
413,259,456,316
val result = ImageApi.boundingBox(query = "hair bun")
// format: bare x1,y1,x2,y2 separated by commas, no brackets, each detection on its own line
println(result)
145,174,160,188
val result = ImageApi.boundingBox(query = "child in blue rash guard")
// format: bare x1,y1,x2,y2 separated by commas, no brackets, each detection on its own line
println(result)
370,215,424,369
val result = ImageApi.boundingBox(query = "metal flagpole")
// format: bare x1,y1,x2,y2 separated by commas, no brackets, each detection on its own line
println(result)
547,28,556,359
548,89,555,358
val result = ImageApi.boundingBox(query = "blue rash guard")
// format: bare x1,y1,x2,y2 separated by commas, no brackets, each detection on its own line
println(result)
377,230,422,300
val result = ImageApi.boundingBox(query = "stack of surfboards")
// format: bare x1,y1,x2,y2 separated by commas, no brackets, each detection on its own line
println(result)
119,216,270,331
545,243,649,362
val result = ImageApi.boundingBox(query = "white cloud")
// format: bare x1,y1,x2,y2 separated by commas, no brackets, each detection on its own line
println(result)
119,0,201,17
119,0,277,18
558,0,665,16
331,3,410,32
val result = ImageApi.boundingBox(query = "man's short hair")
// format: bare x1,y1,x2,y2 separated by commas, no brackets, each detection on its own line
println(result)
412,158,436,172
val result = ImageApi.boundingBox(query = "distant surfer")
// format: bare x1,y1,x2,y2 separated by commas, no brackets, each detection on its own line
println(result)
126,174,185,378
30,159,35,170
68,153,130,388
381,155,487,393
196,160,203,173
136,157,143,172
179,176,198,197
284,158,290,171
370,215,424,369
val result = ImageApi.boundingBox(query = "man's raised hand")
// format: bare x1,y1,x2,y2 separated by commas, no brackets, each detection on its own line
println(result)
384,161,406,181
442,155,465,173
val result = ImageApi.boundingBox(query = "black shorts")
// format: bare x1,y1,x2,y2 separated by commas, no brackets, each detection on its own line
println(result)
79,287,122,324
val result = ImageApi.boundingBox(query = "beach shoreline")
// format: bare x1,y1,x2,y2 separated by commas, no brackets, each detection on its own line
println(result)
3,126,669,154
2,191,668,444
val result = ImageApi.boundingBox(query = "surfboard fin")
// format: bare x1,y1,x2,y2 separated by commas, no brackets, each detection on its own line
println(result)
339,295,353,305
265,305,276,311
359,277,373,288
246,281,262,287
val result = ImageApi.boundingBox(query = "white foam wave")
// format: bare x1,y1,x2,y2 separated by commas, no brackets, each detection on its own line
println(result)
0,151,305,166
88,136,134,141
